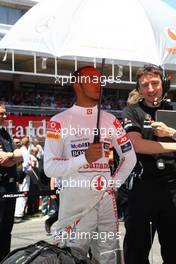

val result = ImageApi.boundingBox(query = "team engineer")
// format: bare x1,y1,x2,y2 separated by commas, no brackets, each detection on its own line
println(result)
122,65,176,264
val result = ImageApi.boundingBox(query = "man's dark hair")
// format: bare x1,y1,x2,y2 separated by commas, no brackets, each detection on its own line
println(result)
136,64,163,89
136,64,170,95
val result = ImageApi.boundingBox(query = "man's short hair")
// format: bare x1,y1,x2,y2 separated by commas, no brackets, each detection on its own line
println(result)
71,66,97,85
136,64,163,89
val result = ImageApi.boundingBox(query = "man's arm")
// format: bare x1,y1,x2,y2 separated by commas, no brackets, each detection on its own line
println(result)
111,118,137,186
128,131,176,154
0,149,23,167
122,105,176,154
44,137,103,178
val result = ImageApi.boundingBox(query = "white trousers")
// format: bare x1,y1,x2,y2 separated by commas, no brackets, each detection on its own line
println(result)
57,188,120,264
15,175,30,217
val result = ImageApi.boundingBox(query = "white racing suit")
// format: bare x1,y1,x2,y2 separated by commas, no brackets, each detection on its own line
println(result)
44,105,136,264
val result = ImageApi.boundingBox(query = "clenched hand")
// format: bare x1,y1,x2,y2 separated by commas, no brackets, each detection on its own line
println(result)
151,122,175,138
85,143,103,164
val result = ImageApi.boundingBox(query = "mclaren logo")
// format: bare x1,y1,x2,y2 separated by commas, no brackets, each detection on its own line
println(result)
165,27,176,54
166,27,176,42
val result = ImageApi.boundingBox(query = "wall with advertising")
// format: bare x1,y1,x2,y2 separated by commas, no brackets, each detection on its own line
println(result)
5,115,50,142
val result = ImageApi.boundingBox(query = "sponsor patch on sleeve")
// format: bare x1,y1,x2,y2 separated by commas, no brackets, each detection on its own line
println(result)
117,134,129,145
47,121,61,140
46,132,60,140
48,121,61,132
120,141,132,153
123,118,133,130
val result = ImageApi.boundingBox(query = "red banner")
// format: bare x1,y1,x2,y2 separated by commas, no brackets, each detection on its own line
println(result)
5,115,50,139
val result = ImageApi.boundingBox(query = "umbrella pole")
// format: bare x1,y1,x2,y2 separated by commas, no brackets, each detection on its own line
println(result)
93,58,105,143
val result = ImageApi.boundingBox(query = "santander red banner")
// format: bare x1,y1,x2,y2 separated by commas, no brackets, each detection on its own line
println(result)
5,115,51,139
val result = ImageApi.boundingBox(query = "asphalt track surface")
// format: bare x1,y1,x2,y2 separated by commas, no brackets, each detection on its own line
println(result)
11,216,162,263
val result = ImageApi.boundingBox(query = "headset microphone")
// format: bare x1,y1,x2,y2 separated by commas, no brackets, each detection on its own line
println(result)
153,75,170,106
152,95,170,107
153,99,161,106
152,77,171,106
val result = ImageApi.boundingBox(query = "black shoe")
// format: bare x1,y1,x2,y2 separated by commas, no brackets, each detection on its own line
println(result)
45,220,51,234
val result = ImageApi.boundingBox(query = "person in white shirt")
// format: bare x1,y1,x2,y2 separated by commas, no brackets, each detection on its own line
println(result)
14,137,30,222
44,66,136,264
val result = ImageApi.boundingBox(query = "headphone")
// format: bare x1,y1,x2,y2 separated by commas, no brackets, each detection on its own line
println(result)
136,64,170,96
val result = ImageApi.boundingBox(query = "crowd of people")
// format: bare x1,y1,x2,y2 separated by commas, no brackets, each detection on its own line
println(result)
6,92,75,108
12,136,59,224
1,90,127,110
0,64,176,263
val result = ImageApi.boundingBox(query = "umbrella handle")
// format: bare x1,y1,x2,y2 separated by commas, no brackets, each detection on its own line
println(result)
93,134,100,144
93,58,105,144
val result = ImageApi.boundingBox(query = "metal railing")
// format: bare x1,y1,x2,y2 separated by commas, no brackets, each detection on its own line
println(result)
6,104,123,118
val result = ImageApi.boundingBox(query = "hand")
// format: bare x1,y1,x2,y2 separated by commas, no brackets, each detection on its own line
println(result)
0,160,15,167
85,143,103,164
151,122,175,138
0,151,12,165
51,195,57,199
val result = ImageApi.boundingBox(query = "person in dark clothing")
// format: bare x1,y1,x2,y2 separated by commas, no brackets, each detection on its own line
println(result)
45,177,59,234
122,65,176,264
0,101,23,261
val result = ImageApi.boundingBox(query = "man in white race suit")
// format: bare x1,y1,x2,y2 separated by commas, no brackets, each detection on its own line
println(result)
44,66,136,264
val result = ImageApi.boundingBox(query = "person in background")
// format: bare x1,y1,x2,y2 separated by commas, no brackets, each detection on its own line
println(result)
13,138,22,149
0,102,23,261
122,65,176,264
45,177,60,234
32,137,44,161
27,147,40,215
126,88,141,105
13,138,25,189
14,137,30,223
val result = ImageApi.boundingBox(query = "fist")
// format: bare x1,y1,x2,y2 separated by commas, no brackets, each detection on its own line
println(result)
85,143,103,164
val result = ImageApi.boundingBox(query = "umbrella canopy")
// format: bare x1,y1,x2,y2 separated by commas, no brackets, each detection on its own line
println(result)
0,0,176,69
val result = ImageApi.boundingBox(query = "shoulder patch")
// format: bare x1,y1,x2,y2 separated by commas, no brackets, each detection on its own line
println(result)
117,134,129,145
121,141,132,153
47,121,61,140
47,121,61,132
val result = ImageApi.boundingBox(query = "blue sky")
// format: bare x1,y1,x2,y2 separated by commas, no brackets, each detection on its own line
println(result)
162,0,176,9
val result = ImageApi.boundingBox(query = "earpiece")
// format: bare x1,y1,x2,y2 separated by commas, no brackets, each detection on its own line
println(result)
162,76,170,96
